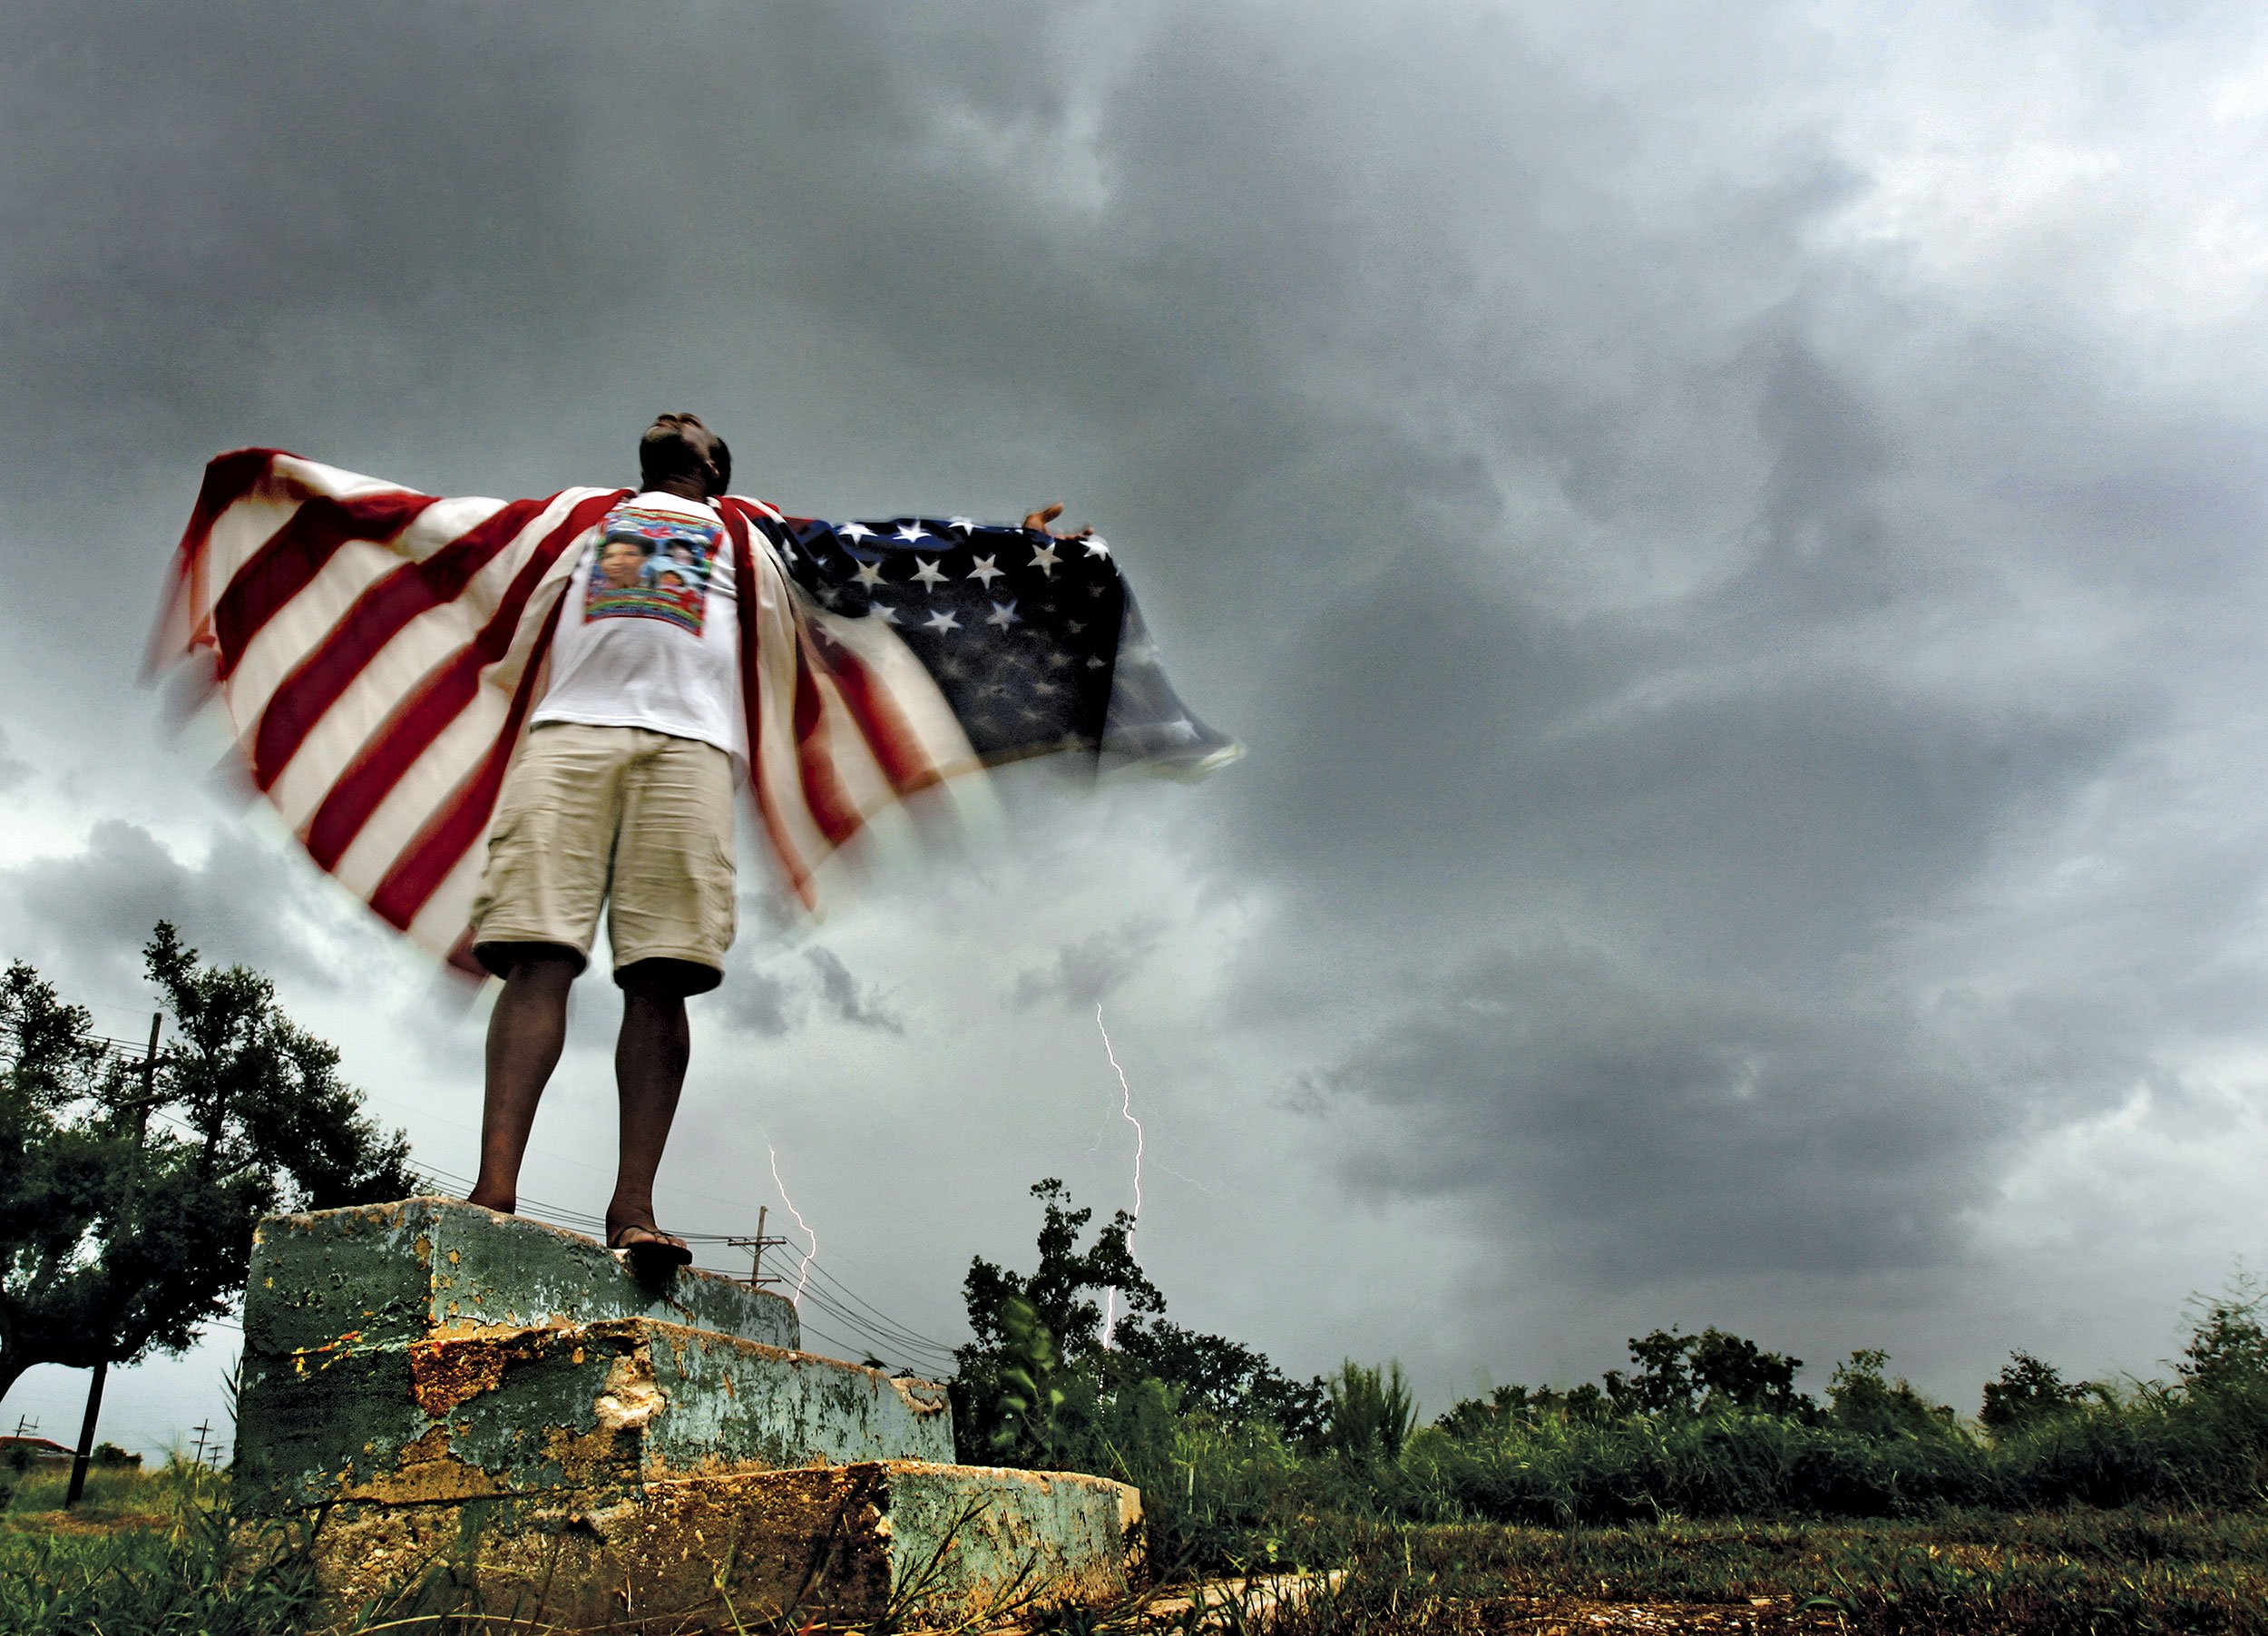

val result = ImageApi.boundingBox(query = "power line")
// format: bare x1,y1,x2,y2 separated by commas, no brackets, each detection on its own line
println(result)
792,1285,957,1374
796,1278,959,1368
803,1259,962,1355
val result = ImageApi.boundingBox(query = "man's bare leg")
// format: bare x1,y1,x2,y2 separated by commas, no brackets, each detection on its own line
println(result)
607,961,696,1251
468,948,580,1214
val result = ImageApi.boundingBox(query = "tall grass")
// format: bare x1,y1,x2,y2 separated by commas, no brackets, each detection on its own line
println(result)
0,1462,321,1636
1028,1294,2268,1574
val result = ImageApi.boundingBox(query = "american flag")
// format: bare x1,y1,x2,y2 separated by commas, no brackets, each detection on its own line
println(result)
153,449,1237,975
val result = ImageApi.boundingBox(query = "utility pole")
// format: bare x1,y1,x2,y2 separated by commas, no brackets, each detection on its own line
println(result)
190,1420,213,1467
727,1207,790,1290
66,1014,160,1508
12,1416,34,1437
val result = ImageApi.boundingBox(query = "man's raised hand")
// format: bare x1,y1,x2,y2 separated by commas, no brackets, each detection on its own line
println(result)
1022,502,1093,541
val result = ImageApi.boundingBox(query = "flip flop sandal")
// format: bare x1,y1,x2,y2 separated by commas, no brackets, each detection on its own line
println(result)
609,1223,694,1276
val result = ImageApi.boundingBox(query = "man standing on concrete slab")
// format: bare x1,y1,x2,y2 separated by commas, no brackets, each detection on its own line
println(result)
157,416,1237,1272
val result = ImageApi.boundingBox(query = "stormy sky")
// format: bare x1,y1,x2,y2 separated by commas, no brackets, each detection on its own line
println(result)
6,0,2268,1455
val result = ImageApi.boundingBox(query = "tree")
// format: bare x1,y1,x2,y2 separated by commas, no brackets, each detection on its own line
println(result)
953,1178,1325,1463
1601,1327,1810,1417
1980,1351,2092,1433
960,1179,1161,1365
0,926,417,1412
1825,1348,1957,1438
1117,1319,1329,1445
2175,1277,2268,1397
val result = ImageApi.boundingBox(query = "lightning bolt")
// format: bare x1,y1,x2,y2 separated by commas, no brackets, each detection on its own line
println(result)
767,1144,817,1306
1096,1004,1144,1349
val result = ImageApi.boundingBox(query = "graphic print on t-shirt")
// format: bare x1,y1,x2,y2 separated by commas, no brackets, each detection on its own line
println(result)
584,502,725,636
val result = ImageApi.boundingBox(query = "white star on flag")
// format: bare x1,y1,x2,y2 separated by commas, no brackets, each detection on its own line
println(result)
985,600,1020,629
1029,541,1061,576
966,554,1003,587
837,522,875,543
912,557,946,588
853,560,885,589
924,608,961,635
895,522,931,544
1083,536,1111,558
868,601,900,624
947,515,975,533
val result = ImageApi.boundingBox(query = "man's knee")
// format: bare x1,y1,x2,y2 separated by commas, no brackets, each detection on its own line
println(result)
614,956,720,999
486,942,585,987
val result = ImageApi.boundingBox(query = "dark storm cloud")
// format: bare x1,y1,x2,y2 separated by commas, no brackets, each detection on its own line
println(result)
719,965,800,1041
1299,941,2102,1283
0,729,26,795
4,0,2266,1401
0,820,339,1000
716,945,902,1037
1011,917,1164,1011
805,947,904,1034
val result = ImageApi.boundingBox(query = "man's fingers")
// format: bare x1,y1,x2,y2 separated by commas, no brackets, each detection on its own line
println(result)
1023,502,1066,532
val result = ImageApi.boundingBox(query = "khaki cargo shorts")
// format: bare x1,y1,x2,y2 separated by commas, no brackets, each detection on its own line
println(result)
469,723,737,992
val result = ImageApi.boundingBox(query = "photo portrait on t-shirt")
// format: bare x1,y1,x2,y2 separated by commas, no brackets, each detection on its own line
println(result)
585,504,722,636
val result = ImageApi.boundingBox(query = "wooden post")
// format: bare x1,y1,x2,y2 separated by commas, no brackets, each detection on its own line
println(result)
62,1363,107,1507
66,1014,160,1508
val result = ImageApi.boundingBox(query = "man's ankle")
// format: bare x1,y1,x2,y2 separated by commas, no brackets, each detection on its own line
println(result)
466,1185,517,1214
606,1196,658,1231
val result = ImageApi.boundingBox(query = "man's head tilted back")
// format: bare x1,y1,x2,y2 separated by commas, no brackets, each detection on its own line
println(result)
640,413,731,499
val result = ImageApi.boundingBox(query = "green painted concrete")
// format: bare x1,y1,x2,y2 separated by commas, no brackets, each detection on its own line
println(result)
878,1461,1145,1614
238,1317,955,1513
235,1200,1146,1625
246,1197,799,1354
278,1460,1143,1628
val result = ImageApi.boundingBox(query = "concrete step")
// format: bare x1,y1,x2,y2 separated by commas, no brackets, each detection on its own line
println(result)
239,1315,957,1513
247,1197,799,1355
271,1459,1144,1630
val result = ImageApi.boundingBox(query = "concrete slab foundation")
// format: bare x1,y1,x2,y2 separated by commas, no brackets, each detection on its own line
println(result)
245,1197,801,1354
265,1460,1143,1631
236,1199,1143,1630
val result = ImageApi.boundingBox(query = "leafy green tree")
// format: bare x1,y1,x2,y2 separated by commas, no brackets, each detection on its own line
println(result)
0,926,416,1410
1979,1350,2093,1434
2176,1278,2268,1396
1117,1318,1329,1445
1689,1327,1809,1415
954,1179,1159,1459
1826,1348,1957,1438
1602,1327,1809,1417
954,1178,1325,1464
961,1179,1162,1363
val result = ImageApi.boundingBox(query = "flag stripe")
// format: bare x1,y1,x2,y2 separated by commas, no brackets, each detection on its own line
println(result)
250,496,551,789
212,490,438,680
813,630,940,797
724,508,815,904
152,446,278,668
301,498,613,869
369,591,571,930
791,635,862,847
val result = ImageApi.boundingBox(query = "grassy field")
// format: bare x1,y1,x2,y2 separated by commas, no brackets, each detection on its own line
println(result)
6,1287,2264,1631
5,1464,2263,1634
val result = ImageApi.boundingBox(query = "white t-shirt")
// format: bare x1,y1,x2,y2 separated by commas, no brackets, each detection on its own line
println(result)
531,492,746,759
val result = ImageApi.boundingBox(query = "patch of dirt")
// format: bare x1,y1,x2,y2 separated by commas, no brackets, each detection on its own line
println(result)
5,1508,172,1537
1475,1598,1838,1633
